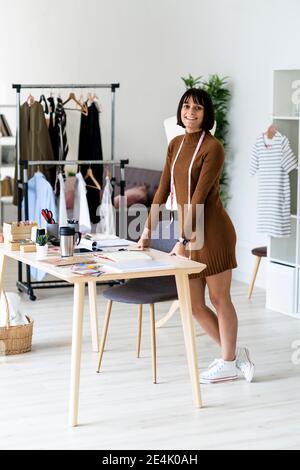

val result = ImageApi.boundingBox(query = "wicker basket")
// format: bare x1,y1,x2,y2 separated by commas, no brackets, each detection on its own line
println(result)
0,291,33,355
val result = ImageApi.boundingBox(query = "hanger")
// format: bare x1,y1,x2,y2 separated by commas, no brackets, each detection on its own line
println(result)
26,93,35,106
265,124,277,139
86,92,93,106
62,92,88,116
87,92,100,104
78,92,86,106
84,165,101,190
86,91,102,112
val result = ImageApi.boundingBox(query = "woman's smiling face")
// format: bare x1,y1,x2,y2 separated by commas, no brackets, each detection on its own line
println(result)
181,96,204,133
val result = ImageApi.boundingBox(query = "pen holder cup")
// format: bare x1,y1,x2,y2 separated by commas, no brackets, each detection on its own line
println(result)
46,223,59,240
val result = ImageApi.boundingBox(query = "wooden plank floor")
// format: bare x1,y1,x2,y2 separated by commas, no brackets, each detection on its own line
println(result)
0,259,300,450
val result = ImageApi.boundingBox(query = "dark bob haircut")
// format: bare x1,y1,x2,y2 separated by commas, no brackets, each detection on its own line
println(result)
177,88,215,131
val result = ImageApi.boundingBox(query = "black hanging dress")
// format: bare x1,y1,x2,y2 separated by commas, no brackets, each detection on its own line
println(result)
78,102,103,223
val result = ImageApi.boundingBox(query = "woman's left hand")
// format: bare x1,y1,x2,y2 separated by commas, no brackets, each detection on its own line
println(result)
169,241,188,258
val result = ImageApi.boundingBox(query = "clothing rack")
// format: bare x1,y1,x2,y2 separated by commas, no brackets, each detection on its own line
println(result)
13,83,120,207
12,83,128,301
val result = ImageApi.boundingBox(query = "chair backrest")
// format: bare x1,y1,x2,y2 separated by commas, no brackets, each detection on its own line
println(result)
108,165,162,205
150,220,178,253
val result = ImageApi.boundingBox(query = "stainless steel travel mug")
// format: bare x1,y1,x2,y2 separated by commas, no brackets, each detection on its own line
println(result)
59,226,75,257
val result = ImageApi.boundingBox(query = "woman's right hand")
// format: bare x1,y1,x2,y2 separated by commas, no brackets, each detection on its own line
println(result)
137,228,150,250
136,238,150,250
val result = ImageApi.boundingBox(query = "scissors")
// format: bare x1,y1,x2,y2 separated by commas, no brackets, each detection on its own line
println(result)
41,209,55,224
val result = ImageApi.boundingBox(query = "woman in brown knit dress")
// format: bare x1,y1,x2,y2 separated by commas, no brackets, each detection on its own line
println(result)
138,88,254,384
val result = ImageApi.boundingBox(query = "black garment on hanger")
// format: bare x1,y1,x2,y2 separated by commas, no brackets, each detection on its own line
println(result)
78,102,103,223
55,97,69,160
47,97,69,161
47,96,69,186
39,94,49,115
47,97,57,154
47,96,59,187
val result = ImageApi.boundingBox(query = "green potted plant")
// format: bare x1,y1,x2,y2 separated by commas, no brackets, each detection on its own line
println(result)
35,234,48,258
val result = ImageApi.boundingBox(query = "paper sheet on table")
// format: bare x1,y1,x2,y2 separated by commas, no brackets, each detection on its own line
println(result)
94,251,152,262
101,259,175,273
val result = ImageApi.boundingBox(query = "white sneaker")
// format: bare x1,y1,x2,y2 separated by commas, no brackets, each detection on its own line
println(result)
236,347,255,382
200,358,238,384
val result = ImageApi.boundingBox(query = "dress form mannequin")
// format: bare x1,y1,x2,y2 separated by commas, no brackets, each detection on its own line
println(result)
163,115,216,144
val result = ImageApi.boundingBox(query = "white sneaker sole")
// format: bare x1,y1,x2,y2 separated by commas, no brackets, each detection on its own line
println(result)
242,348,255,382
200,375,238,384
245,363,255,383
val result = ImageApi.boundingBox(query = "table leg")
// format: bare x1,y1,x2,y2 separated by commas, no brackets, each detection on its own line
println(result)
88,281,99,352
69,282,85,427
175,272,202,408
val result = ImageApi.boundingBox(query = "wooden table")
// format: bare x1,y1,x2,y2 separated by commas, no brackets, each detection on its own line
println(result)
0,245,206,427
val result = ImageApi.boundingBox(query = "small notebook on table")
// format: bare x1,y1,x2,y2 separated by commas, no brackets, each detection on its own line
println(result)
71,263,104,275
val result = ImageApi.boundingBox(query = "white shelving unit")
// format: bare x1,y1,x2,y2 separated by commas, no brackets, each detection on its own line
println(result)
0,104,16,227
266,70,300,318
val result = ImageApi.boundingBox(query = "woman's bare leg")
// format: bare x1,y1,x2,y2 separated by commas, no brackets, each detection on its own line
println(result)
189,277,221,345
206,269,237,361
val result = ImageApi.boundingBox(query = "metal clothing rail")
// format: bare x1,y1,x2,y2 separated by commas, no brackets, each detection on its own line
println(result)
21,158,129,223
21,159,128,211
23,159,123,165
12,84,119,89
12,82,126,300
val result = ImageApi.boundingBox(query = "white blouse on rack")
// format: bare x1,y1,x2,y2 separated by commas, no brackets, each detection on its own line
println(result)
58,172,68,227
73,172,91,234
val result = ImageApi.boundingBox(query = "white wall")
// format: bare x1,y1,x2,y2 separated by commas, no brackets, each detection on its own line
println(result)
1,0,300,287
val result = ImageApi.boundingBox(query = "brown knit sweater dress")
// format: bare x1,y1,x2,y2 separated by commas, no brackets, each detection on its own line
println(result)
147,130,237,278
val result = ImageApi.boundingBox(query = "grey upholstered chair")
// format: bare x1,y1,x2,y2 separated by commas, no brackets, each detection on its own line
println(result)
96,221,178,384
